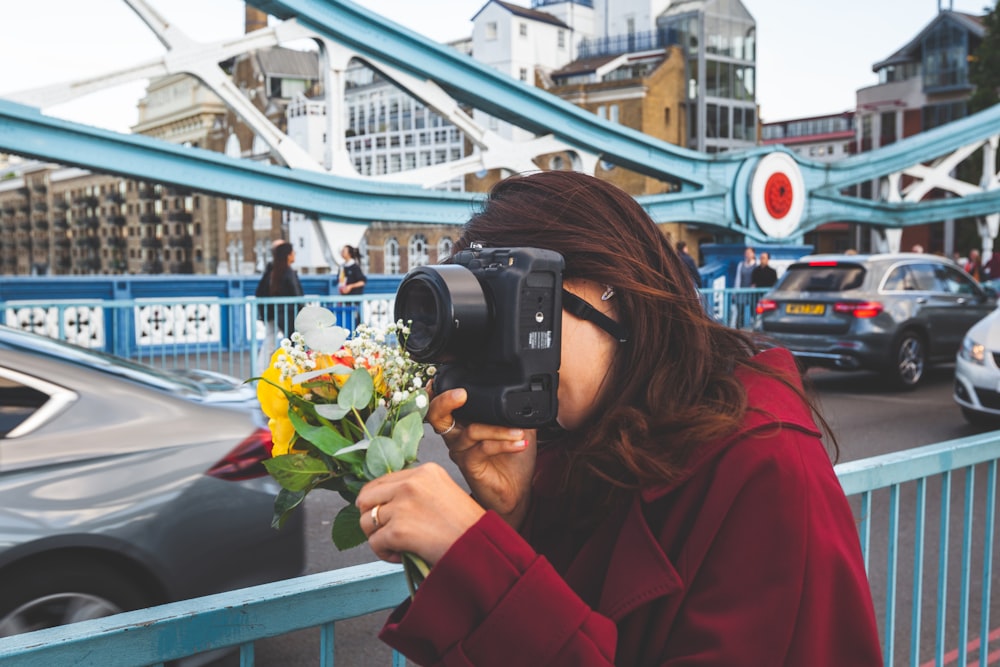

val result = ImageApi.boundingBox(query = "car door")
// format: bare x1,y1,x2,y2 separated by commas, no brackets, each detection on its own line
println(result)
925,263,995,356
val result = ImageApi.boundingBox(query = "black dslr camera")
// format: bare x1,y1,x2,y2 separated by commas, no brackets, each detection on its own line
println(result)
394,246,564,427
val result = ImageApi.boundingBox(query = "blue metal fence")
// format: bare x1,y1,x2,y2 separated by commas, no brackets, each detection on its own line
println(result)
1,431,999,665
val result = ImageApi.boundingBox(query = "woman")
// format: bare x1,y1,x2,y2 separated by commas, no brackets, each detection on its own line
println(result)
356,172,882,666
338,244,367,295
255,240,303,372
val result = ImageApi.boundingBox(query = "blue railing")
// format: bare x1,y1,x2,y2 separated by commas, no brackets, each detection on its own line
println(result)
0,287,770,380
2,431,1000,665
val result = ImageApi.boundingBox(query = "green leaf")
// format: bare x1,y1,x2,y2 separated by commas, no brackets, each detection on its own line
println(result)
365,405,388,436
393,412,424,463
339,368,374,410
332,504,368,550
271,488,307,529
263,453,330,492
287,408,353,456
315,402,351,421
365,435,404,478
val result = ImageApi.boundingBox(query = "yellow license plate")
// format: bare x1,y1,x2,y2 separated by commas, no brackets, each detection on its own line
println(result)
786,303,825,315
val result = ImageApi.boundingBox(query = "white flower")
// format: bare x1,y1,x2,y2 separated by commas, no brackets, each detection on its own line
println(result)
294,306,350,354
415,394,428,409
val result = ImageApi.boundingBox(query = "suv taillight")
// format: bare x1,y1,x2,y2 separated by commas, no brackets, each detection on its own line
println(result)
834,301,884,318
206,427,273,481
756,299,778,314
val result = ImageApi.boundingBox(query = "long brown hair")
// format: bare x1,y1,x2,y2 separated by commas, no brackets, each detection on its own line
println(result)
270,242,294,295
455,171,831,502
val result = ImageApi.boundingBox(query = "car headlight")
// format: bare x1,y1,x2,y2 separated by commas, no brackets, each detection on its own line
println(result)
960,336,987,365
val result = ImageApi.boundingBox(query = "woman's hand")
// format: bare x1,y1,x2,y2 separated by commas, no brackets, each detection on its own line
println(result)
428,388,536,531
356,463,485,566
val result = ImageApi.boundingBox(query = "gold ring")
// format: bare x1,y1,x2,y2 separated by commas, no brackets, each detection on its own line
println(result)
371,504,381,530
437,418,457,436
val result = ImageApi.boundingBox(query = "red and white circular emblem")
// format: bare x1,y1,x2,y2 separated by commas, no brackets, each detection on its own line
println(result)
750,152,805,238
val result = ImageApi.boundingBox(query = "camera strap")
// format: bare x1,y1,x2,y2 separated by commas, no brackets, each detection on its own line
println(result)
562,289,630,343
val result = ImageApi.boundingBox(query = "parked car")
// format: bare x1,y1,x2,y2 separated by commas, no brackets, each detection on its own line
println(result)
954,304,1000,426
753,253,996,388
0,325,304,638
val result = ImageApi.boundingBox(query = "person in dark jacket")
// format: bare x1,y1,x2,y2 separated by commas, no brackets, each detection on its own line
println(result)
355,172,882,666
338,244,367,295
750,251,778,287
255,241,303,372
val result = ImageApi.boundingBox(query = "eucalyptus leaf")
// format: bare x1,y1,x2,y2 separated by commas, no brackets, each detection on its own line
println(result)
336,439,370,456
262,454,330,492
287,408,353,456
332,504,368,550
315,403,351,421
393,412,424,463
365,405,388,436
271,488,307,529
365,435,404,478
339,368,374,410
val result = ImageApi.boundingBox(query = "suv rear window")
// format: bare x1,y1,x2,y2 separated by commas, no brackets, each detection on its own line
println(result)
775,264,866,292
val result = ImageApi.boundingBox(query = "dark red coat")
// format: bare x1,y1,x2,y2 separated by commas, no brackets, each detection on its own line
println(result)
380,349,882,666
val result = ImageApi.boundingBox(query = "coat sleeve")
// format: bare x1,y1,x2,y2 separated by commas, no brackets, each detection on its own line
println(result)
379,511,618,667
657,429,882,666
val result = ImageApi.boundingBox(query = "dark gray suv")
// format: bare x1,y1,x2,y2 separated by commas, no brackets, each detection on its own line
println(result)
753,253,997,387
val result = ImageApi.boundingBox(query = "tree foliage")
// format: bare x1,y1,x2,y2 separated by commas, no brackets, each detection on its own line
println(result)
970,0,1000,112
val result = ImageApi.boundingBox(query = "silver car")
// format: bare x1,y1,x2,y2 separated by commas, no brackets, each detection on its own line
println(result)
0,325,304,636
754,253,996,388
954,305,1000,426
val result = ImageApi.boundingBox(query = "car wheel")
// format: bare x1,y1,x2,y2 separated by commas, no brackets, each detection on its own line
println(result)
0,558,153,637
888,330,926,389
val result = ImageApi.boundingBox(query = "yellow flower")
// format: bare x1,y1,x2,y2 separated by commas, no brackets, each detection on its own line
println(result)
268,416,297,456
256,349,304,456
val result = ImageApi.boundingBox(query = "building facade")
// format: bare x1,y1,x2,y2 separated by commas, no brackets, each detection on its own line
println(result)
855,8,984,256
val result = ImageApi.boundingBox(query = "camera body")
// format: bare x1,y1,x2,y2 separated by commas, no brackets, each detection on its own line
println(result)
394,246,563,427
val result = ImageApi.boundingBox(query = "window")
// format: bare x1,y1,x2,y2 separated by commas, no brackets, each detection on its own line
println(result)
437,237,453,261
485,21,498,40
608,104,619,123
519,23,528,37
519,68,529,82
384,237,400,274
408,234,429,269
557,30,566,49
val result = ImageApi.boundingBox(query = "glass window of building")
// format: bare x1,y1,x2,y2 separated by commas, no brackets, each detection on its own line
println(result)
485,21,497,40
437,237,453,262
408,234,429,269
384,237,400,274
922,20,969,90
519,22,528,37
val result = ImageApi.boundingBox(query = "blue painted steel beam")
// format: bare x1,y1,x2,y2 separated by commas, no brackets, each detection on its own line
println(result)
0,99,477,226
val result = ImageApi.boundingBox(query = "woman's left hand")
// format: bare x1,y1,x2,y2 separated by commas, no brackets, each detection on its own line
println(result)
356,463,486,567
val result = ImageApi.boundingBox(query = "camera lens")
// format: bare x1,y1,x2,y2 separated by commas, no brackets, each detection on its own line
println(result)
394,265,489,362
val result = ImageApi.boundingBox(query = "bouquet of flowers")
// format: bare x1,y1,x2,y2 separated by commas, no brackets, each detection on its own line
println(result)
254,305,434,594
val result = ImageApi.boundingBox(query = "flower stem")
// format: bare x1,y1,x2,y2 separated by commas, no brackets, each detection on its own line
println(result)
401,552,430,600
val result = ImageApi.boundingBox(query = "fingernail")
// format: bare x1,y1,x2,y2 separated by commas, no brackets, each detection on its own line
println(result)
509,429,524,439
513,439,527,449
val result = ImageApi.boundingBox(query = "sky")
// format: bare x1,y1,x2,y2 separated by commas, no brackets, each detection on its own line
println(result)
0,0,993,133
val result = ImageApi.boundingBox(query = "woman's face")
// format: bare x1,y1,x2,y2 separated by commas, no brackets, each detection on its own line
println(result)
341,246,351,260
557,279,619,431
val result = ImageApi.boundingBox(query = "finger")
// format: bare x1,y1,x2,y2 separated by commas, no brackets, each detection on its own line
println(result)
427,388,467,434
449,424,525,454
450,438,528,464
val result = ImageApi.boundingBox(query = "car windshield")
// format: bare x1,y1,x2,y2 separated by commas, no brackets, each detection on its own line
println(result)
775,264,866,293
0,326,206,396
